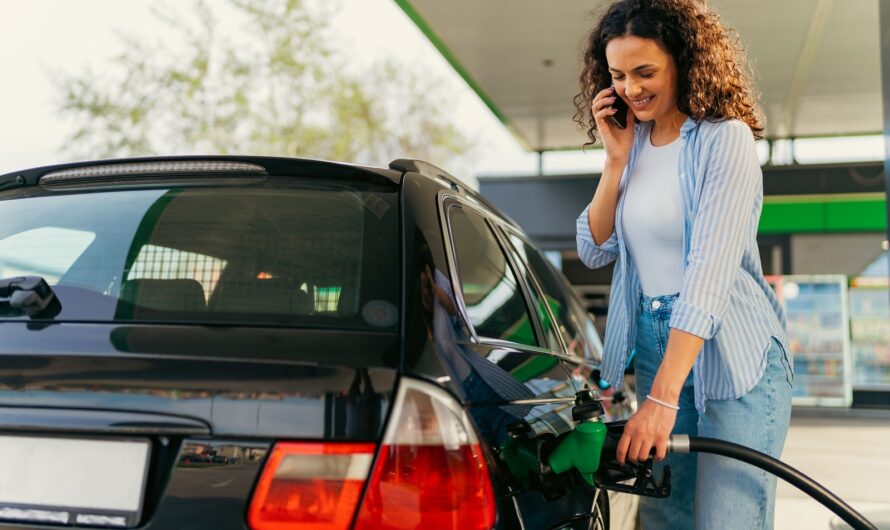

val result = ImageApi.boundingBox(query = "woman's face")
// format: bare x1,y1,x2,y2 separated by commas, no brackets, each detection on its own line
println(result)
604,35,681,125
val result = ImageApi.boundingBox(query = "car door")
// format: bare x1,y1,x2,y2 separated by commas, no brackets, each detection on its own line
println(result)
497,224,641,530
494,228,593,380
499,226,636,422
441,195,602,529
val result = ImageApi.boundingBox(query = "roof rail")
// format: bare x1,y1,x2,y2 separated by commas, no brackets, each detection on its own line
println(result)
389,159,464,191
390,158,524,229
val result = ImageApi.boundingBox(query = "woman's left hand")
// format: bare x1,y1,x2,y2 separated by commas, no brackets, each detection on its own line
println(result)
616,398,677,464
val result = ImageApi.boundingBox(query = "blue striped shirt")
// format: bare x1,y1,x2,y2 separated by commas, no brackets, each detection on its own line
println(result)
576,117,787,412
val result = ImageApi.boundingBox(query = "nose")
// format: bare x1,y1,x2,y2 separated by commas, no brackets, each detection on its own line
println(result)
624,79,642,98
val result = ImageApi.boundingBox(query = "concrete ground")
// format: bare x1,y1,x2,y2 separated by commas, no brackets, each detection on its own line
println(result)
775,409,890,530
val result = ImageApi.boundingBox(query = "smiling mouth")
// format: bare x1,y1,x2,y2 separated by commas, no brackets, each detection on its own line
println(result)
631,96,654,108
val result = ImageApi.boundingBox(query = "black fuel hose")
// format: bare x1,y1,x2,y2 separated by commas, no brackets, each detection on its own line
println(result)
669,435,877,530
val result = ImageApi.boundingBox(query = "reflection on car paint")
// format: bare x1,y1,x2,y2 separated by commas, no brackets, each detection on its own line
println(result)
419,258,584,448
151,439,270,530
178,441,267,467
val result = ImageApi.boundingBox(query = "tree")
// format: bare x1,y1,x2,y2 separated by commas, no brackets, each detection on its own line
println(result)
52,0,470,168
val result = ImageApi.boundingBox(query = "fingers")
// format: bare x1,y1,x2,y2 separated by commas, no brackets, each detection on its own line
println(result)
590,87,614,113
594,105,618,123
592,101,619,133
591,88,616,114
633,437,669,462
591,85,614,108
618,424,652,464
590,87,630,139
654,438,668,461
618,430,669,464
628,436,646,463
595,85,615,99
619,401,677,465
592,93,616,111
616,431,630,466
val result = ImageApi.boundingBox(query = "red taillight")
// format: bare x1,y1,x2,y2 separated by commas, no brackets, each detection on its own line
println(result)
353,379,496,530
247,379,495,530
247,442,375,530
353,444,495,530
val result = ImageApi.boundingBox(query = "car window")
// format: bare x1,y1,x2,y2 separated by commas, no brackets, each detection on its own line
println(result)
498,232,562,352
505,231,595,359
569,296,603,363
0,227,95,283
447,205,537,347
0,178,399,330
556,270,605,362
127,243,227,302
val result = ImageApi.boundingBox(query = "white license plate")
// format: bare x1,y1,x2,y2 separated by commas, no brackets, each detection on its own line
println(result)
0,435,150,527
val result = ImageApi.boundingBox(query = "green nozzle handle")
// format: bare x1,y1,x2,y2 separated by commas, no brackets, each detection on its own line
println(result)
547,420,608,485
500,436,542,489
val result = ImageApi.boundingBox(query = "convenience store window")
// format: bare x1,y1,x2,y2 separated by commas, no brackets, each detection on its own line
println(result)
767,275,852,407
766,232,890,408
849,252,890,393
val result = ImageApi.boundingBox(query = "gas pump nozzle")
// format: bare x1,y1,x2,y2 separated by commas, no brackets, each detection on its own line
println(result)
500,390,671,499
594,420,672,498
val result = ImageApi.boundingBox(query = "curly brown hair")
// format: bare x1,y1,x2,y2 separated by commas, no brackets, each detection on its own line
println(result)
573,0,763,146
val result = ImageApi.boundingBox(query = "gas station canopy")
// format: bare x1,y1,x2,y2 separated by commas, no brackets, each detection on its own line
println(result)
395,0,882,151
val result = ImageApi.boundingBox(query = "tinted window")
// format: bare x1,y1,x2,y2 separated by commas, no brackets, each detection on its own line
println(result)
505,232,593,357
448,206,537,347
499,233,562,352
0,178,399,330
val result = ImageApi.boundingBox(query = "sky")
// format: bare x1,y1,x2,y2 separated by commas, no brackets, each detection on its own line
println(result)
0,0,885,188
0,0,542,185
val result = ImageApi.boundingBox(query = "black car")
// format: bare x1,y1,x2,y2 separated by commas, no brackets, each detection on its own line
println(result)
0,156,637,530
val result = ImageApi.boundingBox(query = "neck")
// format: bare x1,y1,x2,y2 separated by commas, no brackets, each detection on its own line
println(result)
651,109,687,146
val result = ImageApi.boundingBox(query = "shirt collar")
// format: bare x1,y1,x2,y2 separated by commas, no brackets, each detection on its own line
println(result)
680,115,697,137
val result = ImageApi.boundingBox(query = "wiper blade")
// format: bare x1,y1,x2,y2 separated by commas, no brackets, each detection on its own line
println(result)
0,276,61,318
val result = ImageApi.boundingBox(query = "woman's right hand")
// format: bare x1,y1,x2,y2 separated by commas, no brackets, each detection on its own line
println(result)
592,86,635,164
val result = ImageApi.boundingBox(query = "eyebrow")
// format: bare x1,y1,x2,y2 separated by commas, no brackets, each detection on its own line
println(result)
608,64,658,73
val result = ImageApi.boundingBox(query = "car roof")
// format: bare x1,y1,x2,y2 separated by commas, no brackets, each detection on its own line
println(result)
0,154,524,232
0,155,404,189
388,158,524,231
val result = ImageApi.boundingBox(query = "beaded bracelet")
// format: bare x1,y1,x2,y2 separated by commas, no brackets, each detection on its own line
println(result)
646,394,680,411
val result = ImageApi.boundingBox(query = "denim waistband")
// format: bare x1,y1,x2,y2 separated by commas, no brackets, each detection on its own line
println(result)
639,291,680,316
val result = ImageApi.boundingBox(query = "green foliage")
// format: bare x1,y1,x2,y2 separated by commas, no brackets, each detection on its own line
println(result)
52,0,470,166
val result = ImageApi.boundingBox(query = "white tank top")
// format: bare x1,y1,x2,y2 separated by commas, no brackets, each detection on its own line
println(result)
621,135,685,297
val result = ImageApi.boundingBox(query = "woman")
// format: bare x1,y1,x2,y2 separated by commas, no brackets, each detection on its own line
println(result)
573,1,793,528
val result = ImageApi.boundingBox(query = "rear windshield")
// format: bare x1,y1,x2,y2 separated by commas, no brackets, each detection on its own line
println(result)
0,176,399,330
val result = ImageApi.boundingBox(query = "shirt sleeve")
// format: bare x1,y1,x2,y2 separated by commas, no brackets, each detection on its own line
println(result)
670,120,760,340
576,204,619,269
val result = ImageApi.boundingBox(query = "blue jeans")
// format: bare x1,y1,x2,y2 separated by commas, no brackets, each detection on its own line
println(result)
634,293,793,530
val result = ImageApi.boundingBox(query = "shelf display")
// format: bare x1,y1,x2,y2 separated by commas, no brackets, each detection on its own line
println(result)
848,286,890,390
765,275,852,407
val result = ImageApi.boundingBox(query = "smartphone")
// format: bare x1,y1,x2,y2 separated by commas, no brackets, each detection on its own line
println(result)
607,86,629,129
